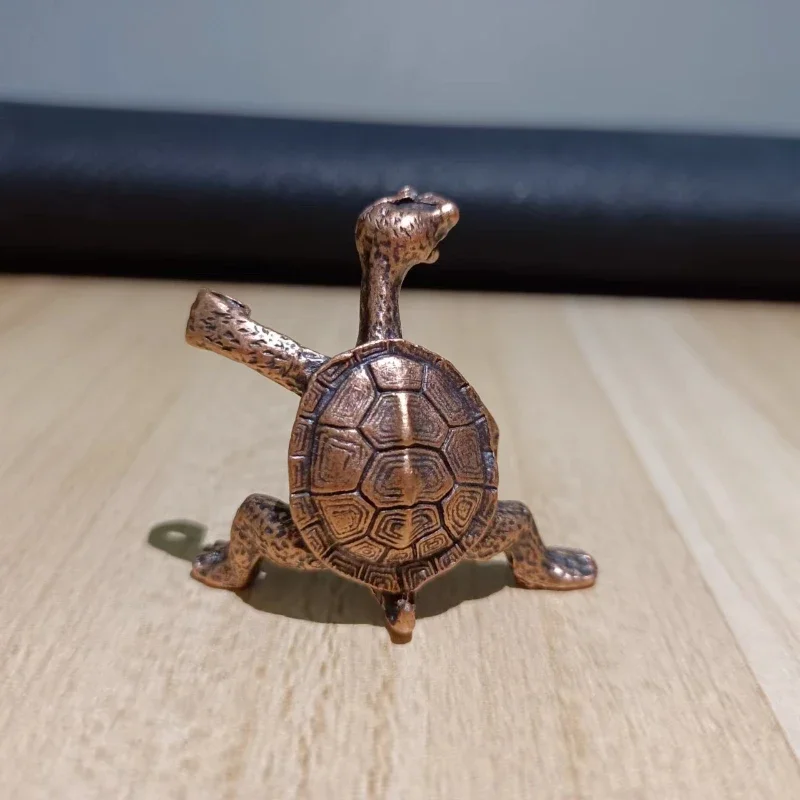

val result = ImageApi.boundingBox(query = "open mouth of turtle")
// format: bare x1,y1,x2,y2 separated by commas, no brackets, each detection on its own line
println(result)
394,199,440,214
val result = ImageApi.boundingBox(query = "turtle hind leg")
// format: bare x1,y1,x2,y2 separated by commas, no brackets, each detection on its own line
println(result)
372,590,416,644
469,500,597,590
192,494,322,590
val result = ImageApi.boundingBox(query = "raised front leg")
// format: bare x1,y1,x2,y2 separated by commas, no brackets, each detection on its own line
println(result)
470,501,597,590
186,290,328,396
192,494,322,590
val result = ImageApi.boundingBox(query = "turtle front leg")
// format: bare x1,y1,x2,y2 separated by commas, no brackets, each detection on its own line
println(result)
192,494,322,589
186,290,328,396
469,501,597,590
372,591,417,644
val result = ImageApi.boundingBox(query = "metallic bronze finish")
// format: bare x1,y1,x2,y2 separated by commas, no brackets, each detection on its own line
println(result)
186,187,597,643
186,290,327,396
287,338,498,596
355,186,459,345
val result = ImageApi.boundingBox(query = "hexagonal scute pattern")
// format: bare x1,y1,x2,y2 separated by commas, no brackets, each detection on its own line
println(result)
423,368,474,426
415,528,451,557
382,546,415,565
319,366,376,427
369,355,424,391
443,426,485,483
289,341,499,592
346,538,385,562
370,509,410,549
370,504,440,549
443,485,484,534
310,427,372,493
361,449,454,507
361,392,448,449
315,493,375,542
410,505,441,539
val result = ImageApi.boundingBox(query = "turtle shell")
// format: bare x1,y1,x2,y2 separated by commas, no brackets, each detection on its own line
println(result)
288,340,498,593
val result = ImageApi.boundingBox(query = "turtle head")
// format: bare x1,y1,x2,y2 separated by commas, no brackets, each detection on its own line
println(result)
355,186,460,278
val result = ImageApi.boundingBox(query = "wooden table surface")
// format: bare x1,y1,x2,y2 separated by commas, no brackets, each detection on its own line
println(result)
2,275,799,799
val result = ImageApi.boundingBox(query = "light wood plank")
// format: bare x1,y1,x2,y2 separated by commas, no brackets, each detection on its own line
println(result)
0,277,797,799
570,297,800,756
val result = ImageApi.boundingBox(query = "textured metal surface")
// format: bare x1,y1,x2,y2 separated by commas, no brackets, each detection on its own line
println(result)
187,188,597,642
287,339,498,595
185,290,327,396
355,187,459,344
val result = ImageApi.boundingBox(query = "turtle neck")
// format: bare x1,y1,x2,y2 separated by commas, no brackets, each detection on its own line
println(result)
357,252,405,345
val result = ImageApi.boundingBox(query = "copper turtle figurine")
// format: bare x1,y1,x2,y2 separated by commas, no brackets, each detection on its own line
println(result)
186,186,597,642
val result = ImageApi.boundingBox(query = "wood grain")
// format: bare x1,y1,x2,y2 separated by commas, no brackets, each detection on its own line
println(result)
570,299,800,756
0,276,798,799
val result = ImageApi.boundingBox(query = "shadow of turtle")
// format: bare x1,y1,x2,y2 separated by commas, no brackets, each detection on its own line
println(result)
148,519,513,628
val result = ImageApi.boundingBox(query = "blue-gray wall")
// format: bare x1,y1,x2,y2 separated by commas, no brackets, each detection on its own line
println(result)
1,1,798,135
